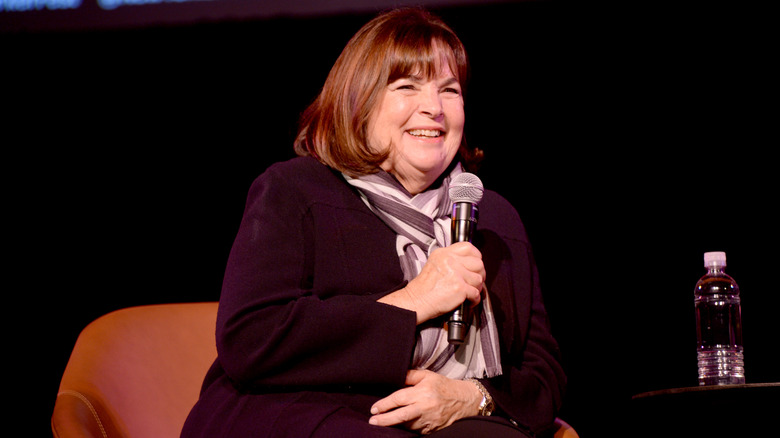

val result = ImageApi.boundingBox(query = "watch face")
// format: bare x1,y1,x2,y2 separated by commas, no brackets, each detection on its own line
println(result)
482,399,495,416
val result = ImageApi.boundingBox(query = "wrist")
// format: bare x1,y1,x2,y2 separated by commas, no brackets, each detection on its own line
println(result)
465,378,494,416
377,284,430,325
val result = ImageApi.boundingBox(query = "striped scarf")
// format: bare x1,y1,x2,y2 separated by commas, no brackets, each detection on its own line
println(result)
344,164,502,380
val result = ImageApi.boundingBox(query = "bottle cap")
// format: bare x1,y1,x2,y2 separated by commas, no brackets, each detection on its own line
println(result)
704,251,727,267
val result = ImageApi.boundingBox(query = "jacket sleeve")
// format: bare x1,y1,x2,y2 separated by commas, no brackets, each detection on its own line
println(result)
215,162,418,391
478,193,567,435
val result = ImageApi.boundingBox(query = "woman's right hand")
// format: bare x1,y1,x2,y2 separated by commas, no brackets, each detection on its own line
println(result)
378,242,485,324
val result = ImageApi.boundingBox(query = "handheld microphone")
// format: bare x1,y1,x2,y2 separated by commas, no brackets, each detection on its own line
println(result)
447,172,484,344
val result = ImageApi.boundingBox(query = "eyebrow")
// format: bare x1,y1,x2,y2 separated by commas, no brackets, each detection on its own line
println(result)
402,75,460,86
439,77,460,87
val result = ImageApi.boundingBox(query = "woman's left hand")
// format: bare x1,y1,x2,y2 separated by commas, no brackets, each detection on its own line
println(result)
369,370,483,434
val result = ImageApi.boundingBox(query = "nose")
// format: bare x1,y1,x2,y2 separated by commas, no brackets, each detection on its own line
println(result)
418,87,443,118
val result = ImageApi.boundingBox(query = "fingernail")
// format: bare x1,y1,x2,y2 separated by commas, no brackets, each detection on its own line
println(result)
369,417,378,425
370,406,378,415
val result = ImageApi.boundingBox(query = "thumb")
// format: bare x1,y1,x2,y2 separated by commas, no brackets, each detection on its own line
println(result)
404,369,430,386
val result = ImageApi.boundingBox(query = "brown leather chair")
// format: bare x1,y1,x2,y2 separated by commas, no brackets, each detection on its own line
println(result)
51,302,218,438
51,302,578,438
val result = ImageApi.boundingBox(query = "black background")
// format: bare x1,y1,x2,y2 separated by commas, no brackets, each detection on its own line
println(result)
5,1,777,436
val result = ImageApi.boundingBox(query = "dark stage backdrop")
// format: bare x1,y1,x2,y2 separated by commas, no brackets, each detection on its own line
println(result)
6,1,776,437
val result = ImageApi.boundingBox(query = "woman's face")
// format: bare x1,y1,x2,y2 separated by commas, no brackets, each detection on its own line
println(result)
368,63,465,195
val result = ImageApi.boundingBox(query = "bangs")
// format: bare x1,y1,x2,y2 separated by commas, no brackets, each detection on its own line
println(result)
383,27,468,90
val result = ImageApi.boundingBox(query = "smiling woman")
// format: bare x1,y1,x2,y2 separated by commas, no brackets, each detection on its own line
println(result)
370,67,465,195
293,7,481,178
181,7,566,438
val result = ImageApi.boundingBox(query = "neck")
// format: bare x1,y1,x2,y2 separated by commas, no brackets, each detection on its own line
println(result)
381,160,458,196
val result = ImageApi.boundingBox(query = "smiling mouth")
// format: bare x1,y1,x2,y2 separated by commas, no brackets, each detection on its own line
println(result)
407,129,443,138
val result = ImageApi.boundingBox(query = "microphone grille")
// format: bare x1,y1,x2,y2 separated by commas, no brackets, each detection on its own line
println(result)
449,172,484,204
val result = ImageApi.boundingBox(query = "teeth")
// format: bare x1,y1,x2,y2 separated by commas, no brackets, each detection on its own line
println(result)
408,129,441,138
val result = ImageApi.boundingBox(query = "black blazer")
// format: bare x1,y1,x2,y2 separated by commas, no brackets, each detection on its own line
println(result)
182,157,565,438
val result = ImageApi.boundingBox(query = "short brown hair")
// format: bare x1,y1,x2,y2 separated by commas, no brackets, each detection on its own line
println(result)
294,8,482,176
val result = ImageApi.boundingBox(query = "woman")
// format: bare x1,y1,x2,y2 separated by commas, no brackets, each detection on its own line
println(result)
182,8,565,438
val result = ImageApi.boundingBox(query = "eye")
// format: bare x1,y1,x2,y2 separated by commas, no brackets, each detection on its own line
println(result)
389,77,422,92
439,78,462,96
441,84,462,98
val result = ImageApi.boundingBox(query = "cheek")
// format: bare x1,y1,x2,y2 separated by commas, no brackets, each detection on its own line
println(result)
447,106,465,145
368,99,411,149
448,102,466,131
366,115,393,154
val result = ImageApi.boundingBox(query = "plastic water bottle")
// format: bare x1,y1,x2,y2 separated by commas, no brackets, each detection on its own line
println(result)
694,251,745,386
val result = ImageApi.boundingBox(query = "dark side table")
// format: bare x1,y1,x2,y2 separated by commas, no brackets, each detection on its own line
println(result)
631,383,780,437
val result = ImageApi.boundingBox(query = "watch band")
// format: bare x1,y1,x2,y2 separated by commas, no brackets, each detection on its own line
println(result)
466,378,494,416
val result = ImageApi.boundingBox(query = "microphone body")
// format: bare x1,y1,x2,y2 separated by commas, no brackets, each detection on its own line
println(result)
447,173,484,344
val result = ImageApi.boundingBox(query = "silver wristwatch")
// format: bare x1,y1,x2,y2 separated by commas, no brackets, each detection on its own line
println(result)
466,378,495,416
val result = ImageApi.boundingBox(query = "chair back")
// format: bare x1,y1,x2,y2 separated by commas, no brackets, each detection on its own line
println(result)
51,302,218,438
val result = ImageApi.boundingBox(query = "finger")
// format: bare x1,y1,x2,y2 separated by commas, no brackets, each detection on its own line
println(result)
465,268,485,287
370,386,413,415
369,404,420,427
468,285,483,305
459,254,485,276
451,247,485,280
371,370,433,426
448,241,482,257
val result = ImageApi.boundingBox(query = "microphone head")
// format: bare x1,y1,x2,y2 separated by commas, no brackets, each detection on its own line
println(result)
449,172,484,204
